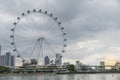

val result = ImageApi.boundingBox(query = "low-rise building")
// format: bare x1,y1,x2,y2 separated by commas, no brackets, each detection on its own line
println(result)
115,62,120,69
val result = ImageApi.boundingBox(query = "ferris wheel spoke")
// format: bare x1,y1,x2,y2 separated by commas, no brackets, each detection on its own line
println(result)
28,40,39,62
29,14,39,29
17,19,34,34
44,41,56,59
29,14,48,38
37,14,46,31
47,22,57,35
44,39,56,55
14,39,35,46
41,14,50,31
19,17,38,37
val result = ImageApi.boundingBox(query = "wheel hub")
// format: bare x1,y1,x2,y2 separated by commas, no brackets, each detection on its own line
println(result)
37,37,44,42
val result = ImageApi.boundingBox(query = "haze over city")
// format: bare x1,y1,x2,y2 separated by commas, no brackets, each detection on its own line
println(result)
0,0,120,66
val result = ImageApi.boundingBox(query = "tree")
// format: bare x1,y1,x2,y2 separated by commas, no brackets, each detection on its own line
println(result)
31,59,37,65
0,66,10,73
66,64,75,72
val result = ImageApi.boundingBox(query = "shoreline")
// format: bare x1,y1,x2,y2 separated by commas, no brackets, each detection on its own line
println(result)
0,71,120,77
57,72,120,74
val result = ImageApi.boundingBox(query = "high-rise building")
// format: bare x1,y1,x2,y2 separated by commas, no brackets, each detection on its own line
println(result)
0,52,15,67
76,61,82,67
55,54,62,66
6,52,11,66
11,56,15,66
44,56,50,65
76,61,80,67
0,55,6,66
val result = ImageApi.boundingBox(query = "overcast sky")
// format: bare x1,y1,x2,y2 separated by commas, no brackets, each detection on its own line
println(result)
1,0,120,66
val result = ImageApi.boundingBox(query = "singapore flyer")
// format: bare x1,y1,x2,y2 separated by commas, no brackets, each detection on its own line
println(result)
10,9,67,66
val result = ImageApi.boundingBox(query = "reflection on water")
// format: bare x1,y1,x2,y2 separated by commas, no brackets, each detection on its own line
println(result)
0,74,120,80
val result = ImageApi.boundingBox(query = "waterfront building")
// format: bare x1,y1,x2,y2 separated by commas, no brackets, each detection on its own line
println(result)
100,61,105,66
115,62,120,69
76,61,79,67
55,54,62,66
76,61,82,67
44,56,50,65
75,61,83,71
100,61,105,69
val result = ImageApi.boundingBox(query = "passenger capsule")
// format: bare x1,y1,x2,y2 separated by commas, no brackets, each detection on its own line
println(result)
63,33,66,35
33,9,36,12
54,17,57,20
50,13,53,17
17,17,20,20
13,49,16,52
11,29,14,31
58,22,61,25
39,9,42,12
64,39,67,41
44,11,47,14
61,27,64,30
13,22,16,25
10,35,13,38
64,45,67,47
21,13,25,16
17,55,20,58
22,60,25,62
60,55,62,58
11,42,14,45
62,50,65,53
27,10,30,13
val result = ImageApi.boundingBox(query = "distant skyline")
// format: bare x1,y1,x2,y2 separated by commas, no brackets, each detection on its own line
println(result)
0,0,120,66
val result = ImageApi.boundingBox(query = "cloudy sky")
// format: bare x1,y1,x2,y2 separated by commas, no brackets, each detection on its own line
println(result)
1,0,120,66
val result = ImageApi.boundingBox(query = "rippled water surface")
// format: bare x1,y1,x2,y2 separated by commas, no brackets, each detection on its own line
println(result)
0,74,120,80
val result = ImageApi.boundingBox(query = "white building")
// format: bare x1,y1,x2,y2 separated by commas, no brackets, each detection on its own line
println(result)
115,62,120,69
100,61,105,69
75,61,83,71
55,54,62,66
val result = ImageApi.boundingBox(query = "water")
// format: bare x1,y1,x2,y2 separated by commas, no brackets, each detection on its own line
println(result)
0,74,120,80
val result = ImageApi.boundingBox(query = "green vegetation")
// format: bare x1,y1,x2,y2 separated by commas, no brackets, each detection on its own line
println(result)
0,66,10,73
66,64,75,72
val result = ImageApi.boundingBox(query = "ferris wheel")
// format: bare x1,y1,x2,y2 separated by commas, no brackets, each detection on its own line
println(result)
10,9,67,65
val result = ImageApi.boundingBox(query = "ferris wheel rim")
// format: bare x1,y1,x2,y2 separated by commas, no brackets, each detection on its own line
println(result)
10,9,67,63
